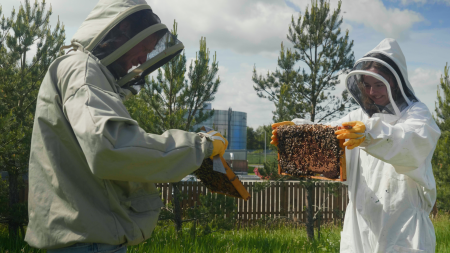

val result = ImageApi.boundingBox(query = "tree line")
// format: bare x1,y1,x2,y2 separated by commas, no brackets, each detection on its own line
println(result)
1,0,449,244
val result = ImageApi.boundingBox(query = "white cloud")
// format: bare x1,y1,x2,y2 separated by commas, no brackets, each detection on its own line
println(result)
2,0,448,128
289,0,425,41
1,0,96,45
211,62,275,128
408,67,442,88
337,0,424,41
398,0,450,5
1,0,95,26
407,67,442,112
148,0,294,55
399,0,427,4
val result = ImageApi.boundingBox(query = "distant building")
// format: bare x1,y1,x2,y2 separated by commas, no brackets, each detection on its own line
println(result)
193,104,248,174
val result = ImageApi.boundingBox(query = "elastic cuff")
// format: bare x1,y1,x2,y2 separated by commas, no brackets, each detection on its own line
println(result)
205,141,214,159
197,132,213,141
197,133,214,158
359,118,372,147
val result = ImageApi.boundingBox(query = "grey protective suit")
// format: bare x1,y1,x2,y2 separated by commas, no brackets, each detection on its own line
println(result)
24,0,212,249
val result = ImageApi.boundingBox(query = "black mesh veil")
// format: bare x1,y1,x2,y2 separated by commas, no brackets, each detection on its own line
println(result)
91,9,184,94
92,9,164,65
346,53,418,117
120,32,183,94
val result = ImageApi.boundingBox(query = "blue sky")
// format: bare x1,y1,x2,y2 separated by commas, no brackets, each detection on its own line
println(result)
382,0,448,30
2,0,450,128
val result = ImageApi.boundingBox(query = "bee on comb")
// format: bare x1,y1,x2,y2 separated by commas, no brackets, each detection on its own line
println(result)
277,124,345,180
193,157,251,200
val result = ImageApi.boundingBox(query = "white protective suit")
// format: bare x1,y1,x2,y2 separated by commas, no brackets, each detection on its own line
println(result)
295,38,440,253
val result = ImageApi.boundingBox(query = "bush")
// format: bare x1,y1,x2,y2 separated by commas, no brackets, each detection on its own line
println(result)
186,192,237,235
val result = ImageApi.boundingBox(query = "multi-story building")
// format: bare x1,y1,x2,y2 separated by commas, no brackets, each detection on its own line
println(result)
192,104,248,174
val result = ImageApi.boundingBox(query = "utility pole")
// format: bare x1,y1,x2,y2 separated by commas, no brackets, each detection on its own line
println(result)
264,130,266,163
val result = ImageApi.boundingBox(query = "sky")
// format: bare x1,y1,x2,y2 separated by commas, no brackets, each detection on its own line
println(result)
2,0,450,128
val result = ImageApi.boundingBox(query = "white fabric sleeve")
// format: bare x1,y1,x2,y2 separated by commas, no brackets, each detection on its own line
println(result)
63,84,213,183
291,118,313,125
293,111,353,127
359,103,440,173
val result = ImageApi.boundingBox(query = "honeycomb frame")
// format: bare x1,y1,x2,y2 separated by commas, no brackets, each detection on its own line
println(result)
193,156,251,200
276,124,346,182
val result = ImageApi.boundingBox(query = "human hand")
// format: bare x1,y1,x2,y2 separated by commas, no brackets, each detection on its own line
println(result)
270,121,295,146
207,131,228,159
335,121,366,150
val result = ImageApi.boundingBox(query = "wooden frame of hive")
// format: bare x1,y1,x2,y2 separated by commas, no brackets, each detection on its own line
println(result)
194,156,251,200
277,126,347,182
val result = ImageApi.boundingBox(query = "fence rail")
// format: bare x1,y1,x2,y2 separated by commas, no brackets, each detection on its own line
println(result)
157,181,349,225
19,179,349,225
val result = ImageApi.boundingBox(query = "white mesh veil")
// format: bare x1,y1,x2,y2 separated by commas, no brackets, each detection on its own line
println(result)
345,53,418,118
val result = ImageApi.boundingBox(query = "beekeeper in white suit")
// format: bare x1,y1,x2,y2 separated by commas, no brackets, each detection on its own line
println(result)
271,38,440,253
24,0,228,252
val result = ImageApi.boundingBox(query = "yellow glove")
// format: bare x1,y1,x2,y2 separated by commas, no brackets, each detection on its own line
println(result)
270,121,295,146
207,131,228,159
335,121,366,150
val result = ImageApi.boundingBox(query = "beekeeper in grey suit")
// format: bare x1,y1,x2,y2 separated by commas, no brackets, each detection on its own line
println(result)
24,0,228,252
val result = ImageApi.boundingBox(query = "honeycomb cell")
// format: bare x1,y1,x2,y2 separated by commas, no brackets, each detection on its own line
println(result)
277,124,343,179
193,158,242,198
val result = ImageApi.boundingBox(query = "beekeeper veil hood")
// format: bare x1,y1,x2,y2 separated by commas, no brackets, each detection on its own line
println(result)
70,0,184,94
345,38,419,119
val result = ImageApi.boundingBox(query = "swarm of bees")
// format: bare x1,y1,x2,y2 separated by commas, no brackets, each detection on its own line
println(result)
193,158,242,198
277,124,343,179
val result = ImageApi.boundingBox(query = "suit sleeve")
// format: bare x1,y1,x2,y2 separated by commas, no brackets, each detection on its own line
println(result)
63,83,213,183
360,103,440,174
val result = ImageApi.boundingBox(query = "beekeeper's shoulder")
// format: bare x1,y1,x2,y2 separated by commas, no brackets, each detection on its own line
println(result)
52,51,115,104
405,102,433,120
347,107,367,121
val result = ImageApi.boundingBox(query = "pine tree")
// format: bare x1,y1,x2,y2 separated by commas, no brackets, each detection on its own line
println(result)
433,62,450,211
0,0,65,237
253,0,354,240
253,42,307,122
253,0,355,123
124,21,220,233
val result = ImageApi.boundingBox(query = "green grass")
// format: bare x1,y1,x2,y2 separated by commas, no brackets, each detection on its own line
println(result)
247,153,277,165
0,225,45,253
127,223,341,253
2,213,450,253
435,213,450,252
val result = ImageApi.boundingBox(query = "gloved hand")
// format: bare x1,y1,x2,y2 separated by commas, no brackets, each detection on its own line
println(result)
335,121,366,150
207,131,228,159
270,121,295,146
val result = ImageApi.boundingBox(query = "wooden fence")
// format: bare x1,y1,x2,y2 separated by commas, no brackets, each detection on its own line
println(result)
18,179,349,225
157,181,349,225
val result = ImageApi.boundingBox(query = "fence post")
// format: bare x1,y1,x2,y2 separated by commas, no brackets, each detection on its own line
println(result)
153,181,350,227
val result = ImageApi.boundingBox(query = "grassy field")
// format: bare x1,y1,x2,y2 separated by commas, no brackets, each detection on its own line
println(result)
126,223,341,253
247,153,277,165
2,214,450,252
